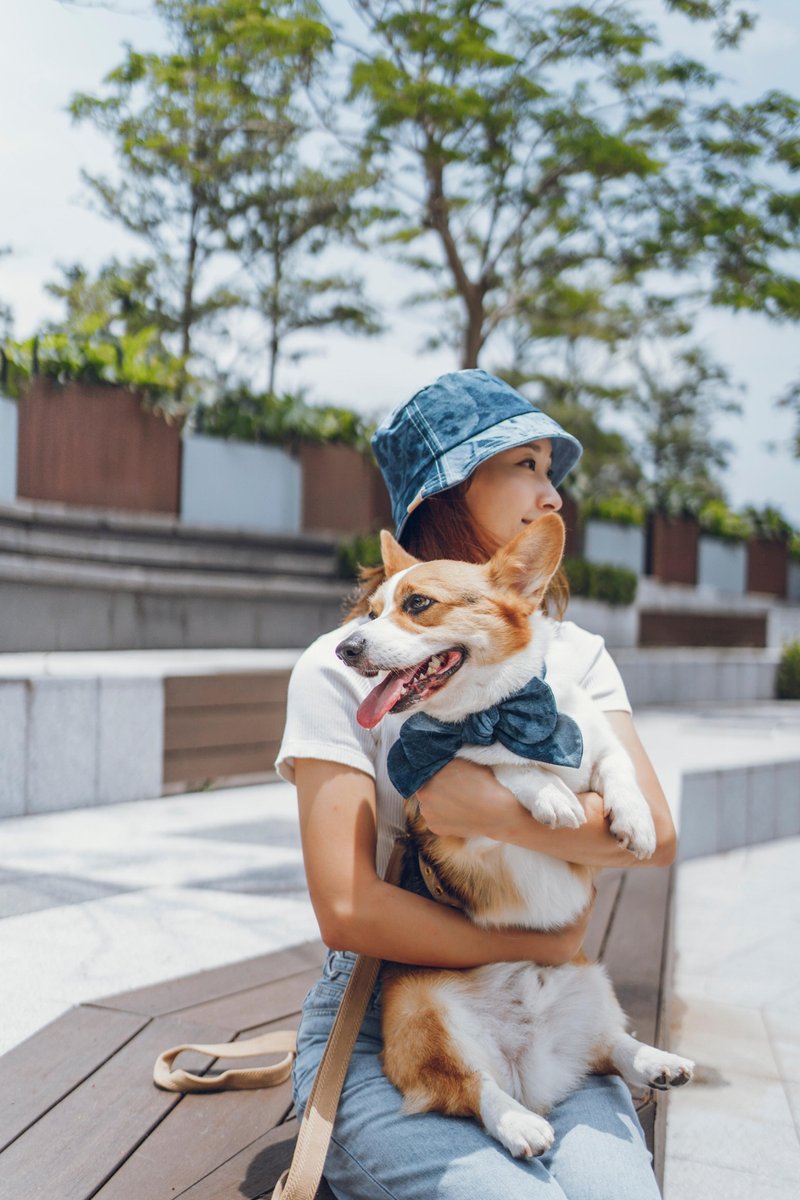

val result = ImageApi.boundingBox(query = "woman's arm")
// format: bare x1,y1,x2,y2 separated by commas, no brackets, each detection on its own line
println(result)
295,758,593,967
416,711,677,869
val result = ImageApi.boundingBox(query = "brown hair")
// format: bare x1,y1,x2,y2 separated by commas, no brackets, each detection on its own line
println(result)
344,481,570,622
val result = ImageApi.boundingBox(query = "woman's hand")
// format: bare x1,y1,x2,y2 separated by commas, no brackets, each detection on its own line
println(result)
416,758,521,839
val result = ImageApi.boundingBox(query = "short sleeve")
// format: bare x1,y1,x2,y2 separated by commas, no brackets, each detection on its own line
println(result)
579,640,632,714
275,629,378,785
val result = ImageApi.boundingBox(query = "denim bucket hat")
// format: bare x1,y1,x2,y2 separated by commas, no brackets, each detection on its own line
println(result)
372,369,583,539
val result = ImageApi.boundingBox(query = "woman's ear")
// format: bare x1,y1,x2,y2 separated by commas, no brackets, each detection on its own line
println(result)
488,514,565,606
380,529,421,576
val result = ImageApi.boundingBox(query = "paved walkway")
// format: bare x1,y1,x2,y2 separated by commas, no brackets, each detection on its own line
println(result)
1,706,799,1197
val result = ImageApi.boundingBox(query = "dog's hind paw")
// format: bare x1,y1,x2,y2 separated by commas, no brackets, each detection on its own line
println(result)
630,1047,695,1090
494,1111,555,1159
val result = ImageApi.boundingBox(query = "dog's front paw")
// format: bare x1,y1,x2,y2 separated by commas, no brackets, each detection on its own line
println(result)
606,791,657,859
530,782,587,830
494,1110,555,1159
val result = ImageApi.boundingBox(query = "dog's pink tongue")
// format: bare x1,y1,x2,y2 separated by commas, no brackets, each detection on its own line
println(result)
357,668,414,729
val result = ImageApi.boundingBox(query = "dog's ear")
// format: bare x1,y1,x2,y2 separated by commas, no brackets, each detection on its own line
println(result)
380,529,420,576
488,514,565,606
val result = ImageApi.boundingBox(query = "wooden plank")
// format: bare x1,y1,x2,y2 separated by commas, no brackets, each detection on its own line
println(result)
94,942,325,1018
0,1016,236,1200
165,674,290,709
584,868,623,963
164,708,287,752
0,1006,147,1153
601,866,672,1049
639,610,766,648
169,966,321,1032
163,743,282,785
94,1014,301,1200
175,1117,305,1200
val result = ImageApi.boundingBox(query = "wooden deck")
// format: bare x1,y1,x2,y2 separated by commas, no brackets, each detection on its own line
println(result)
0,866,676,1199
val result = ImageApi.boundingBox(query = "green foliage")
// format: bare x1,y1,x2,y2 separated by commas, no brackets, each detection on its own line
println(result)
68,0,359,399
698,499,752,542
581,495,645,528
193,386,375,452
337,530,383,579
789,533,800,564
347,0,800,376
776,641,800,700
1,332,187,415
743,505,795,544
563,557,638,607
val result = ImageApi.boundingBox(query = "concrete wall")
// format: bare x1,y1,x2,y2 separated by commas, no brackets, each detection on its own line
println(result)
181,434,301,535
678,759,800,861
697,536,746,595
565,596,638,648
0,395,17,504
789,562,800,604
614,647,780,707
0,675,163,817
583,519,644,574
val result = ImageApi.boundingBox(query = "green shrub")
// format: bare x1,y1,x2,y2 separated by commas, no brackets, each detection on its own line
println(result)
788,533,800,564
2,332,186,415
194,386,375,453
580,495,645,527
743,505,795,545
698,499,752,543
777,641,800,700
337,531,383,579
563,557,637,607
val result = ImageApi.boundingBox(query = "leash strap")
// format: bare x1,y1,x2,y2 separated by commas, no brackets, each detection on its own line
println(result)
153,836,408,1200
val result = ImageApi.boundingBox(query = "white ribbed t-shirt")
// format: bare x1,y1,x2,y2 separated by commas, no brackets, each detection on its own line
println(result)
276,616,631,878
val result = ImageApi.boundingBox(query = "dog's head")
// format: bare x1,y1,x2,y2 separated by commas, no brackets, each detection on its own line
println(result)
336,513,565,729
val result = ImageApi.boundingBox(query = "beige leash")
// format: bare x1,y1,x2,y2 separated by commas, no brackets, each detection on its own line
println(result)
154,837,408,1200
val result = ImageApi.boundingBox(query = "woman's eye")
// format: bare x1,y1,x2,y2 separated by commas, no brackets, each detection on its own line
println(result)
521,458,536,471
403,594,434,614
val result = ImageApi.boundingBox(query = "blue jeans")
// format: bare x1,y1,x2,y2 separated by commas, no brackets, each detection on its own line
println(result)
293,951,661,1200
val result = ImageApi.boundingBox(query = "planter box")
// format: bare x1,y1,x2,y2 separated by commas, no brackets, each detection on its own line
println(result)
746,538,788,598
17,378,182,514
583,519,644,575
789,562,800,604
299,441,392,534
697,536,747,594
0,393,17,504
647,513,699,585
181,433,301,535
560,493,582,558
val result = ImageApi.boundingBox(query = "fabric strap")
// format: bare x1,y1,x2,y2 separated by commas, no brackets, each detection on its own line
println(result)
153,836,408,1200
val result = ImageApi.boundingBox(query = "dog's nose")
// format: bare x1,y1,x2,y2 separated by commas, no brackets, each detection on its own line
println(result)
336,634,366,665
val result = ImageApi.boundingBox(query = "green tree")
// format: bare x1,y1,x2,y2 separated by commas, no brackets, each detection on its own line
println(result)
69,0,354,400
626,342,742,514
346,0,800,370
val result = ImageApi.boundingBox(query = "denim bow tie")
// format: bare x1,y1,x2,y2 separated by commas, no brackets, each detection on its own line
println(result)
387,674,584,799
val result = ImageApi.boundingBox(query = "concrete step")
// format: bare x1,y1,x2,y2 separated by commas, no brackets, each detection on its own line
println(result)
0,500,341,579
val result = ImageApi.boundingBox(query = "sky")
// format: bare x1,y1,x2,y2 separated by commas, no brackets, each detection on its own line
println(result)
1,0,799,523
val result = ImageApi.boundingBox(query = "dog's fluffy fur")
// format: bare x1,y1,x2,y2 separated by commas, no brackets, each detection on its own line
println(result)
336,515,693,1159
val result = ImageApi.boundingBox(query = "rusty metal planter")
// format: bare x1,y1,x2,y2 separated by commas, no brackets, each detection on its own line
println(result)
746,537,788,598
17,378,182,515
298,440,392,534
647,513,699,586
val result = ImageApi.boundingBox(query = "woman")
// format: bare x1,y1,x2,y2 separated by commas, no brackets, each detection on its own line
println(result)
276,369,676,1200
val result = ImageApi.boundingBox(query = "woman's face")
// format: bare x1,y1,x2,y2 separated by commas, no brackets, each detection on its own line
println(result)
464,439,562,548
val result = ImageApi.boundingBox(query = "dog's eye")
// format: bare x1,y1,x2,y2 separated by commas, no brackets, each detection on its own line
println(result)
367,610,377,621
403,594,434,615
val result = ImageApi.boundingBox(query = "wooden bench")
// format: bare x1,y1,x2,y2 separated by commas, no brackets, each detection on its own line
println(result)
0,866,676,1198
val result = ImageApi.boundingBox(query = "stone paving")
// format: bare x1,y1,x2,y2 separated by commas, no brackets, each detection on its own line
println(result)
1,711,799,1197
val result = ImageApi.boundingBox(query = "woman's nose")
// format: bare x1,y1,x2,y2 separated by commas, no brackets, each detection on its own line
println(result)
538,482,562,512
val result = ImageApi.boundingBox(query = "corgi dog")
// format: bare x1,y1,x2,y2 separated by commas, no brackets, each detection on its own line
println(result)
335,513,693,1160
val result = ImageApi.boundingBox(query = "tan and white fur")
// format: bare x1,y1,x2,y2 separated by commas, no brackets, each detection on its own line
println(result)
335,514,693,1159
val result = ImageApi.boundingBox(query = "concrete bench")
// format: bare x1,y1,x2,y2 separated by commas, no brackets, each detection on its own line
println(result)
0,864,676,1197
